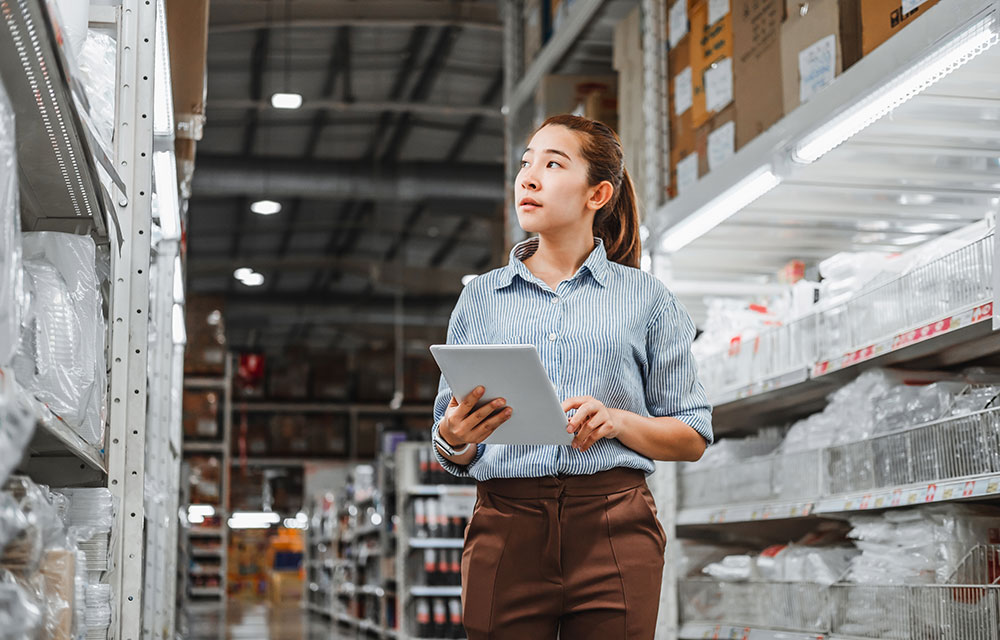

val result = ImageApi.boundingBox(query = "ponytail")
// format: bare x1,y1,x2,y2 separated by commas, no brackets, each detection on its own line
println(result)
533,115,642,269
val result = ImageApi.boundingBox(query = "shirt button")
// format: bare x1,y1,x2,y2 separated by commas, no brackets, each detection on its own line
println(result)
551,296,560,304
548,332,557,341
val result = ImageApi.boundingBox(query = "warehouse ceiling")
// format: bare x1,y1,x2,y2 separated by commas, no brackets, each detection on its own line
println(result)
187,0,505,354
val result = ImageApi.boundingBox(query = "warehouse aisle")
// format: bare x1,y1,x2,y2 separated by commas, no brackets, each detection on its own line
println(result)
186,602,359,639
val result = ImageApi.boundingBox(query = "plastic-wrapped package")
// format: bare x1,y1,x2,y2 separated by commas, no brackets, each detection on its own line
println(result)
0,77,22,369
84,583,110,636
702,555,757,582
77,31,117,155
12,233,106,446
0,571,43,640
0,492,29,555
0,371,37,487
53,489,113,534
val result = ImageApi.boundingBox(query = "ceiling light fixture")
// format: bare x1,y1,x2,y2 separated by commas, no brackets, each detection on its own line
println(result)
270,92,303,110
660,166,781,253
794,17,998,164
234,267,265,287
251,199,282,215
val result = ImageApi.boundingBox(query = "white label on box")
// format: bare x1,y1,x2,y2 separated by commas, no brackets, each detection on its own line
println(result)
708,0,730,26
677,153,699,195
798,34,837,103
669,0,688,48
707,121,735,172
902,0,930,12
674,67,693,116
704,57,733,113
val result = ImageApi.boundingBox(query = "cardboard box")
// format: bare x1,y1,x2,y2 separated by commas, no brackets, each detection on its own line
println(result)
311,360,350,400
166,0,209,141
695,103,737,176
690,0,734,128
185,296,226,376
780,0,841,115
524,0,546,64
183,390,219,439
41,549,76,640
840,0,940,67
667,34,697,199
732,0,785,148
268,359,310,399
539,74,619,131
269,571,303,604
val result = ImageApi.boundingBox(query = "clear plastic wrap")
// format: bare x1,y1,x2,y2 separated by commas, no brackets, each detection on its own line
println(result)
0,571,43,639
0,77,21,369
0,492,29,555
77,31,117,155
13,233,106,446
0,370,36,487
84,583,110,635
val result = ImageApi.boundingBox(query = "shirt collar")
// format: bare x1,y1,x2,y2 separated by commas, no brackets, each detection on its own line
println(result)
495,237,609,290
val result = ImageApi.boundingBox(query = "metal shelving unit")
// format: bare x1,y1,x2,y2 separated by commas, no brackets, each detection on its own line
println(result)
179,355,234,614
499,2,1000,639
0,0,174,638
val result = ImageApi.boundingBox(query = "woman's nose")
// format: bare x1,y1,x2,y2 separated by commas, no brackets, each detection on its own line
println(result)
520,170,539,191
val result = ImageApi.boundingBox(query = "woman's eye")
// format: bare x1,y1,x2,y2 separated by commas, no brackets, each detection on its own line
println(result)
547,161,561,168
519,160,529,168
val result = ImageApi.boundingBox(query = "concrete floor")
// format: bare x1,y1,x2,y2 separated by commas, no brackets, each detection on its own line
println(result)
184,601,363,639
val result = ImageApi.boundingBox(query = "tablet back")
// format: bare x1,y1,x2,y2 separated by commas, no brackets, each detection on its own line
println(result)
429,344,572,446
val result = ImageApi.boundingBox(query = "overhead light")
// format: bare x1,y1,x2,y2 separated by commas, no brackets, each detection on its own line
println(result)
283,512,309,530
234,267,265,287
271,92,303,110
794,18,999,164
371,513,383,526
187,504,215,524
461,274,478,286
251,200,282,215
660,167,781,253
153,0,174,137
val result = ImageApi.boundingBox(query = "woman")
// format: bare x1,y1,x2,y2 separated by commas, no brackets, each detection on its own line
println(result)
430,115,713,639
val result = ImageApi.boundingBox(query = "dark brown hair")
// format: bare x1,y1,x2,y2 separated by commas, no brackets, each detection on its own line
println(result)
530,114,641,269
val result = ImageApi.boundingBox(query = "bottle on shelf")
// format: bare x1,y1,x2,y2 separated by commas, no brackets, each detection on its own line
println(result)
437,549,450,586
416,597,432,637
448,598,464,638
427,499,441,538
449,549,462,586
419,447,431,484
424,548,438,586
414,498,428,538
433,598,448,637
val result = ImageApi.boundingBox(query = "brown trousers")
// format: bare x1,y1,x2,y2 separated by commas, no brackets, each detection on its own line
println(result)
460,469,666,639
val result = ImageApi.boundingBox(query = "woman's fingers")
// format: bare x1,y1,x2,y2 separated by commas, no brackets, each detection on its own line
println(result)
457,386,485,418
463,397,507,430
577,422,611,452
469,406,513,443
567,402,600,433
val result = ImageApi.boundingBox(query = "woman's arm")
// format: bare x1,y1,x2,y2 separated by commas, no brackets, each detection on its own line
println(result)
609,409,706,462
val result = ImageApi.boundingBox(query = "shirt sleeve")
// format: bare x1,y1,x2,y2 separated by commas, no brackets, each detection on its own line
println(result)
644,293,714,444
431,286,486,477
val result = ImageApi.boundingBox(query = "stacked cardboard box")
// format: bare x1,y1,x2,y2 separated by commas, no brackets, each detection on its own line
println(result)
184,295,226,375
182,390,220,439
667,0,842,194
539,74,619,132
839,0,941,68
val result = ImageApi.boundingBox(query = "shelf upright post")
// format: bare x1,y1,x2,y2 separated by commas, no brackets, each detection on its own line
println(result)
501,0,527,251
221,353,234,597
106,0,157,637
641,0,667,220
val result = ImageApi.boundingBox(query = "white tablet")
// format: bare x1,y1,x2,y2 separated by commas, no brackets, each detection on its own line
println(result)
429,344,573,446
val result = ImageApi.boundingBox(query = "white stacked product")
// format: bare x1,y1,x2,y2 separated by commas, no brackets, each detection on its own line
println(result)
12,232,107,447
680,505,1000,638
679,368,1000,510
692,219,994,402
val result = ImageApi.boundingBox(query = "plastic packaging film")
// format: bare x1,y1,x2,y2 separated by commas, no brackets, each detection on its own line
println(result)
77,31,117,156
0,370,37,487
12,233,107,446
0,78,22,369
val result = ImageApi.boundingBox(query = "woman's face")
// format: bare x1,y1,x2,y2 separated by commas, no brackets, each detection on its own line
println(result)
514,125,612,236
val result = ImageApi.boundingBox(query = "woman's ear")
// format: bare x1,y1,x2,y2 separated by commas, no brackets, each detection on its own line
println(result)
587,181,615,211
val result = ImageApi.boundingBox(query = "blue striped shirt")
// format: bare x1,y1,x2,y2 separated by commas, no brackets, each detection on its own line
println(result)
431,236,713,480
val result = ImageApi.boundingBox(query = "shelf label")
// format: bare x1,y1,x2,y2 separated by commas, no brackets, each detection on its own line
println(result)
925,483,938,502
709,0,730,26
704,58,734,113
963,480,976,497
859,494,872,509
669,1,689,48
798,34,837,103
674,67,693,116
971,302,993,324
987,480,998,494
893,318,951,350
891,489,903,507
677,151,699,194
707,121,735,172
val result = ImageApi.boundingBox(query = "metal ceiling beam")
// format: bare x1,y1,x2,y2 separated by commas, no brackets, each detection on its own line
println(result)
365,27,430,161
208,98,501,119
193,156,505,201
430,217,471,267
208,1,502,34
446,68,504,162
380,26,462,163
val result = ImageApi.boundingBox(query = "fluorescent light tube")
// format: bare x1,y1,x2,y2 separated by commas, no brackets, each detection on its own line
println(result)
251,200,282,215
271,93,303,110
171,303,187,346
660,167,781,253
794,17,999,164
153,150,181,240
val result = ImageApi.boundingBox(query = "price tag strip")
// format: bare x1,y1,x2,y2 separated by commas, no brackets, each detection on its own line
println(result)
679,474,1000,526
710,368,810,407
679,623,826,640
813,301,993,378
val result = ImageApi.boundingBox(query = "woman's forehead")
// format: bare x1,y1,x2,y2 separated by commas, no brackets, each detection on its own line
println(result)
528,125,581,156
